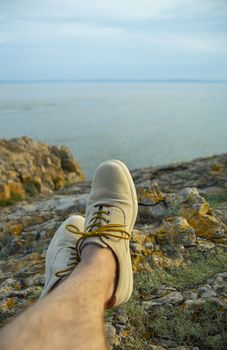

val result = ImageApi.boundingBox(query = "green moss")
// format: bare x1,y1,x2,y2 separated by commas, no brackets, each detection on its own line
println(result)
134,249,227,294
149,301,227,349
0,232,14,259
52,176,63,190
63,180,74,188
106,300,150,350
106,297,227,350
0,192,22,207
105,250,227,349
203,191,227,208
24,180,40,196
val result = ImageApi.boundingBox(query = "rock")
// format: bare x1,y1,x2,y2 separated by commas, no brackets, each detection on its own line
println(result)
132,153,227,192
151,250,185,268
7,223,23,236
196,239,216,252
182,291,198,300
156,291,183,305
197,284,217,299
150,286,177,298
175,187,202,205
215,208,227,226
152,217,196,248
105,322,120,348
131,217,196,270
137,182,165,205
173,188,226,240
183,296,225,309
1,145,227,348
139,186,227,241
149,345,166,350
151,338,178,349
0,183,11,200
0,278,21,296
8,180,25,199
169,347,188,350
208,272,227,297
0,137,85,201
137,186,226,242
138,202,168,223
183,298,206,308
144,289,183,308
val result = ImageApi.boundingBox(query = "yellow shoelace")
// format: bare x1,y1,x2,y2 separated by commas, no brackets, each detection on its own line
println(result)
66,223,130,240
55,208,130,278
67,209,130,240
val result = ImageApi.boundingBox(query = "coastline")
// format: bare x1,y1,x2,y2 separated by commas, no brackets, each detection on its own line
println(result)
0,137,227,349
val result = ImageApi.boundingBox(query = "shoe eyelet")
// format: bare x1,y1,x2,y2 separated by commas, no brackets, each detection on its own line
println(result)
107,210,110,215
107,219,110,223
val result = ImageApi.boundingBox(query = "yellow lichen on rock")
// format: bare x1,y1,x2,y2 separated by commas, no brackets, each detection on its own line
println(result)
131,229,149,244
8,223,23,236
5,298,15,309
137,182,165,205
131,254,153,272
211,163,224,175
0,183,10,200
8,180,25,199
130,218,193,270
152,217,196,247
181,202,226,239
0,137,85,202
151,251,185,268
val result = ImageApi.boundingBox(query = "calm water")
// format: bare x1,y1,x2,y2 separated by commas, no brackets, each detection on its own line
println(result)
0,82,227,179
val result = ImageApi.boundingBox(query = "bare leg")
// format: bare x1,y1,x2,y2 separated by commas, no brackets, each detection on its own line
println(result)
0,245,116,350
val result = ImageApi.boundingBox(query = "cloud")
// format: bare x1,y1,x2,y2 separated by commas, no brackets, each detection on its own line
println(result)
0,35,7,44
0,0,226,80
1,0,226,47
1,0,227,23
2,16,226,55
57,22,125,39
163,34,227,53
121,31,227,53
0,0,182,21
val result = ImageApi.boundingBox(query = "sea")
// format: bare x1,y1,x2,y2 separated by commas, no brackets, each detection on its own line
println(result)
0,81,227,179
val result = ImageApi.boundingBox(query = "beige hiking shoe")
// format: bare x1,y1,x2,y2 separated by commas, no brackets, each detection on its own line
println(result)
40,215,85,298
67,160,138,307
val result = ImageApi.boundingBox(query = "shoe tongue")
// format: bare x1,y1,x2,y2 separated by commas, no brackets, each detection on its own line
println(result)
88,205,108,232
79,204,125,256
86,204,124,233
78,205,110,255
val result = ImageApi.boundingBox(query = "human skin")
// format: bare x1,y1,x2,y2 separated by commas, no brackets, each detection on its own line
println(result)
0,245,116,350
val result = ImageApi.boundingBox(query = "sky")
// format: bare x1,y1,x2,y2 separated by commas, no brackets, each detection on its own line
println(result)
0,0,227,81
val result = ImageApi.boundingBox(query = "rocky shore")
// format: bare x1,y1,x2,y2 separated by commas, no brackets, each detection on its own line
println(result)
0,137,84,202
0,138,226,349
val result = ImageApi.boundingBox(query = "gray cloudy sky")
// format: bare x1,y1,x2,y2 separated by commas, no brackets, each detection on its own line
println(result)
0,0,227,80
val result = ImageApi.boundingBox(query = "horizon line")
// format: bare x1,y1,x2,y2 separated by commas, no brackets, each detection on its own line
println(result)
0,78,227,84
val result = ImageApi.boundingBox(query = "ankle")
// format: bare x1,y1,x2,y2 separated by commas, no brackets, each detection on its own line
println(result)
80,244,117,304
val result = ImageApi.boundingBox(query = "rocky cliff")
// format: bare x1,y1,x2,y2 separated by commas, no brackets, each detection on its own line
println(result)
0,137,84,203
0,139,226,350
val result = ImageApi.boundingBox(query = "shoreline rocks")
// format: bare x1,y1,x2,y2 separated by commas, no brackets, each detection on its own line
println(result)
0,138,227,349
0,137,84,202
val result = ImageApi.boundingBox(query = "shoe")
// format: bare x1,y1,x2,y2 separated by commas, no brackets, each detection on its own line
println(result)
40,215,85,298
67,160,138,307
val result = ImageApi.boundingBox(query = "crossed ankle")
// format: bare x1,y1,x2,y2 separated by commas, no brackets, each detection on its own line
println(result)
79,244,117,304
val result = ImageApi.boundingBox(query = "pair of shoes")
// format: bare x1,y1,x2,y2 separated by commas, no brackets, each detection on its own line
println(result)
40,160,138,307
